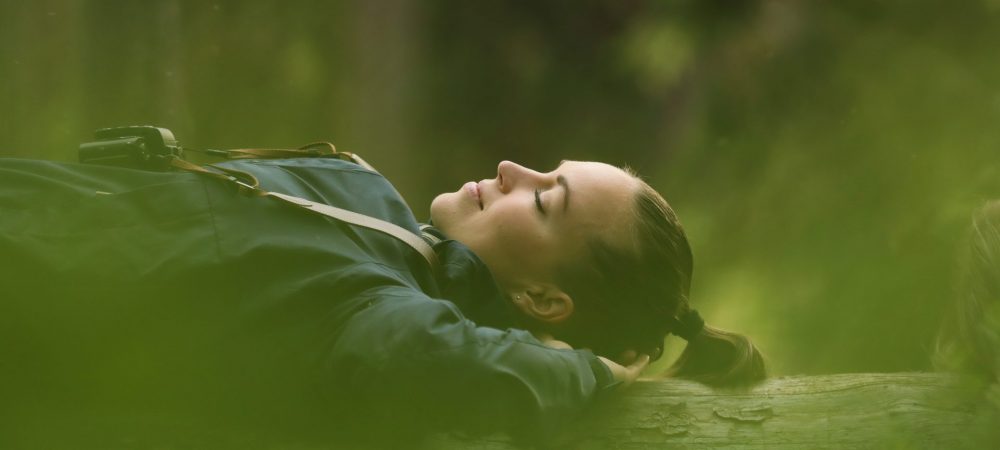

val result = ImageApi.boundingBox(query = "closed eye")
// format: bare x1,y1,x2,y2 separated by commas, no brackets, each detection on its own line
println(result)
534,189,546,215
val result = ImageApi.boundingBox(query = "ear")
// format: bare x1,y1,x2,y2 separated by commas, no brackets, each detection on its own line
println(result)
510,285,574,324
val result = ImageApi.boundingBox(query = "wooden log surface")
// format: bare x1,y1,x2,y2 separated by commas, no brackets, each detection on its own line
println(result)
425,373,1000,449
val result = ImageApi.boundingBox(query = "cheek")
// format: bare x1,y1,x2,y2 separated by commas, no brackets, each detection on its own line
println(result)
491,212,551,256
468,207,561,283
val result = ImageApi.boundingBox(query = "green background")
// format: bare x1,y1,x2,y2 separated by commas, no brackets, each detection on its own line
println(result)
3,0,1000,377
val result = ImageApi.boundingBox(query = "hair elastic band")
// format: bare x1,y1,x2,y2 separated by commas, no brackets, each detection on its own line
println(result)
672,309,705,341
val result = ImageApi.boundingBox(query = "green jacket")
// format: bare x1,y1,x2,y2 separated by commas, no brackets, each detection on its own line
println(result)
0,157,615,447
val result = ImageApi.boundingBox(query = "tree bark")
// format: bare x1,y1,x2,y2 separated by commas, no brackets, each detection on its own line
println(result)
425,373,1000,449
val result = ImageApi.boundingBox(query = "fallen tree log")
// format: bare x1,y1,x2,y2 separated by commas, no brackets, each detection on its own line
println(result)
425,373,1000,449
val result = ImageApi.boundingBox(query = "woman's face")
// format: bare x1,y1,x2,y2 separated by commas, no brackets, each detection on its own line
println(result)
430,160,639,290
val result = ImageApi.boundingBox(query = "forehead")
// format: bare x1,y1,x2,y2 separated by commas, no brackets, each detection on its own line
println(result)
557,160,636,197
556,160,638,230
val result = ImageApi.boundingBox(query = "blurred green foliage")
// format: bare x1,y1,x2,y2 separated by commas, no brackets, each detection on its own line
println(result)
3,0,1000,376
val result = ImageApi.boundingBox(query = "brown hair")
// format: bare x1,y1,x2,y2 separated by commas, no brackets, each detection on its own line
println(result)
553,175,766,386
934,200,1000,379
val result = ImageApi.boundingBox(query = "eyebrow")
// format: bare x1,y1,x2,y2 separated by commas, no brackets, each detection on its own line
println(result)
557,174,570,212
555,160,571,212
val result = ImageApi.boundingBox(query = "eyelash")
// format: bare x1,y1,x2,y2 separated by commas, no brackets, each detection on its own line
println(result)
534,189,546,215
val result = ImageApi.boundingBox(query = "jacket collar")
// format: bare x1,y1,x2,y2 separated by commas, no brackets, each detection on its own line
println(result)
421,225,521,330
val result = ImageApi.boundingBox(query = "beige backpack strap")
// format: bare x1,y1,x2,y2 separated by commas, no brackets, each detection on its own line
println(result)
198,142,380,174
340,152,378,173
169,157,262,192
222,142,337,160
266,192,438,268
168,156,438,269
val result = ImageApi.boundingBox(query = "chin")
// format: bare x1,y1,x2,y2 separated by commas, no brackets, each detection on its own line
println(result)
429,192,457,230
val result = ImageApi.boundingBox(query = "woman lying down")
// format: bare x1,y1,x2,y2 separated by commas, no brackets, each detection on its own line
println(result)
0,149,765,447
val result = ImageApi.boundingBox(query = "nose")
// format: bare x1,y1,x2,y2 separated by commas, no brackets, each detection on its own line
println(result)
496,160,540,193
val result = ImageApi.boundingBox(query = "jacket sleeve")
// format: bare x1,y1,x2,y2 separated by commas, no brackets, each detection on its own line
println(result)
324,285,618,441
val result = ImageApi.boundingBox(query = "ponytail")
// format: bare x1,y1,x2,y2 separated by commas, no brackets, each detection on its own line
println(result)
655,304,765,386
664,324,766,386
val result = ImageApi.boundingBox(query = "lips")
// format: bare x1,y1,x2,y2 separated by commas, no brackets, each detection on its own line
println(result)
463,181,483,209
